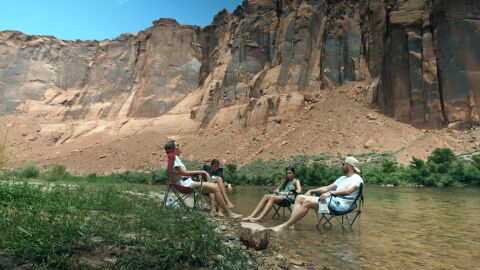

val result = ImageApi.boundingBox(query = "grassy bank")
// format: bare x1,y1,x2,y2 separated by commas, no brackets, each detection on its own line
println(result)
0,183,250,269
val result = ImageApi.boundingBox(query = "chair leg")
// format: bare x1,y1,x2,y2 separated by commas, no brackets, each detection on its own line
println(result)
316,213,333,232
272,205,281,220
161,185,171,209
346,212,361,233
172,189,191,210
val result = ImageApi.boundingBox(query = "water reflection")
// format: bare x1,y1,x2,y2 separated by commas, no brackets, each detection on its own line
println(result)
229,186,480,269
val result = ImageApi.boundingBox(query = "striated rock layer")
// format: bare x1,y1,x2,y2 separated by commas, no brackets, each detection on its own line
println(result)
0,0,479,131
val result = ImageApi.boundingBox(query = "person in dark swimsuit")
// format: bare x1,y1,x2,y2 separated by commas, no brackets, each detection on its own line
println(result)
242,167,301,222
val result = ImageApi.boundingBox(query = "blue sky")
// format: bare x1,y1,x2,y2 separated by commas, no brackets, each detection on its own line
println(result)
0,0,243,40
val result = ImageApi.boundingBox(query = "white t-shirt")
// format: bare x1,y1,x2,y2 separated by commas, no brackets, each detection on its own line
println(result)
172,156,186,184
333,174,363,205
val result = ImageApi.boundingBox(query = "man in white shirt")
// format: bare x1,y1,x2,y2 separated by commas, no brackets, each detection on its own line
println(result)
272,156,363,232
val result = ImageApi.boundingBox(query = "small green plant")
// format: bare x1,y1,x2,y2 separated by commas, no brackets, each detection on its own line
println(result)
17,162,40,179
41,164,69,182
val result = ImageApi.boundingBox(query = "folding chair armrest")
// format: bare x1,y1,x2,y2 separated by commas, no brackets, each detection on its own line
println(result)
192,174,207,182
265,189,278,195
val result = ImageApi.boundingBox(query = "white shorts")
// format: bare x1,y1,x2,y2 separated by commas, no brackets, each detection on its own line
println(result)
180,177,194,187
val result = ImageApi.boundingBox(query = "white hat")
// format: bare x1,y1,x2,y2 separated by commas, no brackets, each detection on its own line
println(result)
345,156,361,173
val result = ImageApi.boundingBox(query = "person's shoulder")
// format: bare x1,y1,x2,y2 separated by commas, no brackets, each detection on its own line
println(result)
333,176,345,185
174,156,183,166
352,174,364,183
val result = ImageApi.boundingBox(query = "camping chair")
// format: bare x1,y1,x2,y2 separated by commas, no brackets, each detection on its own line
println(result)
202,165,224,181
200,164,226,211
161,174,206,211
161,147,212,211
265,189,298,220
316,183,364,233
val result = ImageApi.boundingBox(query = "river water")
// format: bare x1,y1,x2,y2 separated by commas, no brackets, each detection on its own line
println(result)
228,186,480,269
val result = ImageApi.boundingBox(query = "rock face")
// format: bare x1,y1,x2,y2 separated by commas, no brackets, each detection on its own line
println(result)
238,222,272,250
0,0,479,130
368,0,480,129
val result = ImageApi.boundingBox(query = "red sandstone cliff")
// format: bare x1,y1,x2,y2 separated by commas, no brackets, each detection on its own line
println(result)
1,0,479,130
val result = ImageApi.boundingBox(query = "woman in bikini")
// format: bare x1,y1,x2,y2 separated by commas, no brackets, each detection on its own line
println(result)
242,167,301,222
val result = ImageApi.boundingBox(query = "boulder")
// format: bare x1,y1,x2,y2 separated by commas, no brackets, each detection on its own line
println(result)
289,259,305,266
238,222,272,250
364,139,375,149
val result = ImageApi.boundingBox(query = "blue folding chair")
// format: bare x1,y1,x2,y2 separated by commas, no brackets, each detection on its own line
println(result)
316,184,364,233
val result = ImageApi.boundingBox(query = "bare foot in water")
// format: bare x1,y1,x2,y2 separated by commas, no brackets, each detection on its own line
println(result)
227,203,235,209
250,217,262,222
242,216,254,222
271,225,288,232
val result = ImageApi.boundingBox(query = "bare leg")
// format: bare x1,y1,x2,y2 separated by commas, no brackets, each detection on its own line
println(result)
216,177,234,208
192,182,241,218
250,196,283,222
209,193,217,216
242,195,271,221
271,195,319,232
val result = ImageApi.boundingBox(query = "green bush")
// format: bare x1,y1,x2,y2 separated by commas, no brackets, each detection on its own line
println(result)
41,164,69,182
17,162,40,179
16,148,478,188
229,149,479,187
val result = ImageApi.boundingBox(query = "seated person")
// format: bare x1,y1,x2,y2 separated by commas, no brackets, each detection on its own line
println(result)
271,156,363,232
242,167,301,222
205,159,234,209
164,140,241,218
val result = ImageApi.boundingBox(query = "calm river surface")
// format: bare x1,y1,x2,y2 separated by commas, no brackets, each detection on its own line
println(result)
227,186,480,269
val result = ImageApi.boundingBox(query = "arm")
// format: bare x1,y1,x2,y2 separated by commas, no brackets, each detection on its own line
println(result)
319,183,358,201
305,183,336,196
175,167,210,181
294,179,302,194
273,182,283,193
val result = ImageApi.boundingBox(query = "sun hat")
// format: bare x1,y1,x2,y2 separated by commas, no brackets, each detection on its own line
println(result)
344,156,361,173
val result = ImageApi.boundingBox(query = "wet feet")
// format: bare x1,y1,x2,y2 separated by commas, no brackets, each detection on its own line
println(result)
241,216,254,222
271,225,287,232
